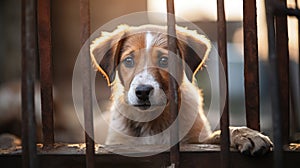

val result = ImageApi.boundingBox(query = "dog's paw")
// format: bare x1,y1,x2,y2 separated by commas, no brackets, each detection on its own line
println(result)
230,127,273,156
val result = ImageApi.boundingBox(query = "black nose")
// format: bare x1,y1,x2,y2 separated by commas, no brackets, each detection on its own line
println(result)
135,85,154,101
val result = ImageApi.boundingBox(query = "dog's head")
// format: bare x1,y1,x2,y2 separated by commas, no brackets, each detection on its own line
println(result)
91,25,211,111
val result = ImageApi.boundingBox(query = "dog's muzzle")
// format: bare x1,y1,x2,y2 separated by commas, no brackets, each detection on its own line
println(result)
134,84,154,110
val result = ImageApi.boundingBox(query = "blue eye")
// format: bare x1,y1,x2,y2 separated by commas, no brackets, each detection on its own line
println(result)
123,57,135,68
158,56,168,68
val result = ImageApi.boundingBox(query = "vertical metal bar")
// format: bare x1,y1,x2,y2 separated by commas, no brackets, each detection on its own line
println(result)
243,0,260,131
80,0,95,168
275,0,290,147
217,0,230,168
296,0,300,134
21,0,38,167
290,0,299,141
297,0,300,134
265,0,285,168
166,0,180,167
37,0,55,149
298,3,300,113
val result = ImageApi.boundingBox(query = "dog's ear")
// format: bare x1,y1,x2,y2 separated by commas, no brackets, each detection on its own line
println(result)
90,25,128,85
176,27,211,81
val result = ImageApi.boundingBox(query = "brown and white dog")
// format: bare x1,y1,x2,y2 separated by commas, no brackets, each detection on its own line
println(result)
90,24,272,155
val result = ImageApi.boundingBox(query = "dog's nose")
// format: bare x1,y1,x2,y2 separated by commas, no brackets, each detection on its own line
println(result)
135,85,154,101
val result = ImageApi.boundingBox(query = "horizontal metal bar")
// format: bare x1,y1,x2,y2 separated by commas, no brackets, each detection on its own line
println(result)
2,148,300,168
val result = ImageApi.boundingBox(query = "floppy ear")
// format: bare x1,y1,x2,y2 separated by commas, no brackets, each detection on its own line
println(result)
176,27,211,81
90,25,128,85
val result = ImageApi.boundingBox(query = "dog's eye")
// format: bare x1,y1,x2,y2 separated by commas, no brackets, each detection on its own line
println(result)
123,57,135,68
158,56,168,68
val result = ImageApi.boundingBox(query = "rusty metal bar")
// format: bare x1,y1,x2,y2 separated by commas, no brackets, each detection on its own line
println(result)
21,0,38,167
297,0,300,108
3,150,300,168
217,0,230,168
275,0,290,147
295,0,300,105
290,0,299,141
166,0,180,167
243,0,260,131
37,0,55,149
296,0,300,135
80,0,95,168
298,2,300,135
265,0,287,167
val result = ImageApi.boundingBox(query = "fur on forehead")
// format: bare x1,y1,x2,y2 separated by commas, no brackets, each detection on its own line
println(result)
90,24,211,85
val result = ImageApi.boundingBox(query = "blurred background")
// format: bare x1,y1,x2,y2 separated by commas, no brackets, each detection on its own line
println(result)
0,0,299,143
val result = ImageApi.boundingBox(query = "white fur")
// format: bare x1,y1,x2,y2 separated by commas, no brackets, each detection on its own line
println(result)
127,70,166,107
145,31,154,50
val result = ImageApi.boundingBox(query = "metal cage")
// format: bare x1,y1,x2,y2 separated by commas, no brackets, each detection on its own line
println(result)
1,0,299,167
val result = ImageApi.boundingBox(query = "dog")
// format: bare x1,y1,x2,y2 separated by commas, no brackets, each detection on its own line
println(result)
90,24,273,155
